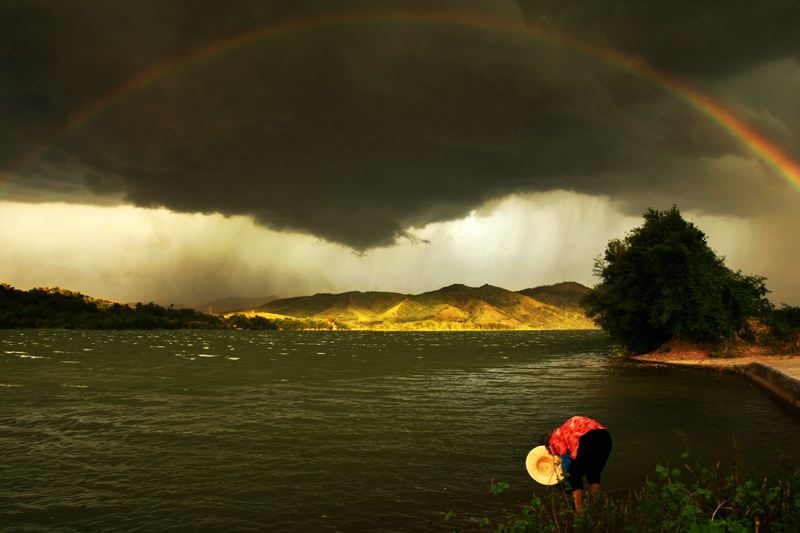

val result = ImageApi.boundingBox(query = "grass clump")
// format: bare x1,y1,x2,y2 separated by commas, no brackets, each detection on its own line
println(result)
451,449,800,532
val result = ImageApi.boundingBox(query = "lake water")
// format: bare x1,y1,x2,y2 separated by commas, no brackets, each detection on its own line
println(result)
2,329,799,532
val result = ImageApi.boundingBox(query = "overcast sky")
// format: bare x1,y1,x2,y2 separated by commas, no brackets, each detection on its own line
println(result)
1,0,799,307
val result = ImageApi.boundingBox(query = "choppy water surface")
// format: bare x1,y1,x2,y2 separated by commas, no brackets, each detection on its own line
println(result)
2,330,799,532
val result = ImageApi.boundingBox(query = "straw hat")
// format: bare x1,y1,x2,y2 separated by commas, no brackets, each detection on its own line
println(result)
525,446,565,485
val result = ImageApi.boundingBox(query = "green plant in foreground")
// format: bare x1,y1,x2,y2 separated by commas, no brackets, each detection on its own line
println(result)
467,452,800,533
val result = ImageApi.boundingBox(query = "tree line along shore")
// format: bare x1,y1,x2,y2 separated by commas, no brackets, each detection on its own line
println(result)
0,284,340,331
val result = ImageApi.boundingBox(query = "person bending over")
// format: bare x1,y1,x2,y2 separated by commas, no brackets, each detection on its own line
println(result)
540,416,612,512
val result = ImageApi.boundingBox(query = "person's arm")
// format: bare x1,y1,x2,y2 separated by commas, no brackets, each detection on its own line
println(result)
548,429,568,456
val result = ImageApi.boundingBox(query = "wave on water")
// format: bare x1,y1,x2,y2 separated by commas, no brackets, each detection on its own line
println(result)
2,329,800,532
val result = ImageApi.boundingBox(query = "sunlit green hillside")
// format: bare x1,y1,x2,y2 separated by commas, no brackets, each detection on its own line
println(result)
252,282,597,330
517,281,590,308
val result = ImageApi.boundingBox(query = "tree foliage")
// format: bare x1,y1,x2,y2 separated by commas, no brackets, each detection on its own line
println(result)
579,207,772,354
0,284,347,331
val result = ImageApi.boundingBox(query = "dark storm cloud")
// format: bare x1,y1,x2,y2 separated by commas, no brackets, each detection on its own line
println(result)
520,0,800,78
2,0,799,249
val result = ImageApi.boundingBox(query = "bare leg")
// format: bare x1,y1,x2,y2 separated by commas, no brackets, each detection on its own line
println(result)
572,488,584,513
589,483,601,501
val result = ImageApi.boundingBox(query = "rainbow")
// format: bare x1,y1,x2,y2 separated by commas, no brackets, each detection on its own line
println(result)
3,9,799,197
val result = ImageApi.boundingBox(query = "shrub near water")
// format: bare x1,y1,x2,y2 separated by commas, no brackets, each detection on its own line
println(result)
457,453,800,532
755,305,800,354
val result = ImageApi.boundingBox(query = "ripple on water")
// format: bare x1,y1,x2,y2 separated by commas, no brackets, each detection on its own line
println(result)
1,329,799,533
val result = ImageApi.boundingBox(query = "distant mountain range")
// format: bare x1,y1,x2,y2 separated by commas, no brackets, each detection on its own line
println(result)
192,295,280,315
246,282,596,330
517,281,591,309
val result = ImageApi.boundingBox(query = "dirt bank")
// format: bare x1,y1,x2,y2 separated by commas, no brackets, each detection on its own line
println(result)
630,338,798,367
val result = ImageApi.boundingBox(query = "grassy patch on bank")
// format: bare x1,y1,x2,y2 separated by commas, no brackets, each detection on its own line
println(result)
439,448,800,532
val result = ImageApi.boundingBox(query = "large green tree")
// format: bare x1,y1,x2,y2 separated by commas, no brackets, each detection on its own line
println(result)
580,207,772,354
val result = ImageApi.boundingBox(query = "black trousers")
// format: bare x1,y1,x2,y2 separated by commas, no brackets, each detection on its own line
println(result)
563,428,612,492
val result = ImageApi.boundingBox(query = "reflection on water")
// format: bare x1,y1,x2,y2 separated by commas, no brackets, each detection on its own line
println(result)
1,329,798,532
